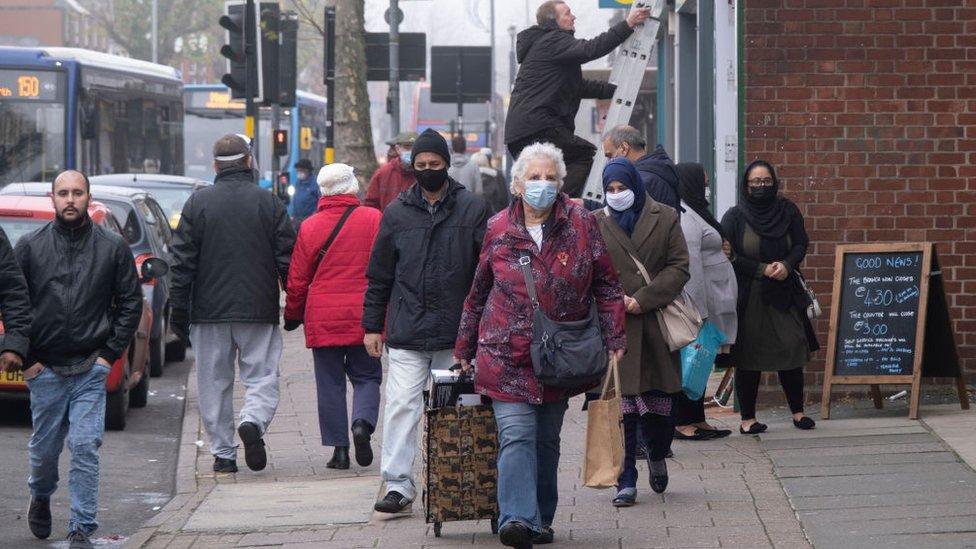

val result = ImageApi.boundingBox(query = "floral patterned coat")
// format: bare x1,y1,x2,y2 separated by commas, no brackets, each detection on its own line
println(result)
454,194,627,404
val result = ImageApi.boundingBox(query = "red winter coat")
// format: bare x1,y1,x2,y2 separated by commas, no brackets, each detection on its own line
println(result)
285,195,382,348
454,194,627,404
363,159,413,211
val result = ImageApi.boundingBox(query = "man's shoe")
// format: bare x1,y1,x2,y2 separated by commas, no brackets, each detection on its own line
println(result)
373,490,412,513
237,421,267,471
351,419,374,467
67,529,94,549
213,457,238,473
532,525,554,544
498,520,534,549
326,446,350,469
27,496,51,539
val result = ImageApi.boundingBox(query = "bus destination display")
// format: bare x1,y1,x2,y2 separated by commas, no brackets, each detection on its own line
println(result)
0,70,61,101
834,251,924,377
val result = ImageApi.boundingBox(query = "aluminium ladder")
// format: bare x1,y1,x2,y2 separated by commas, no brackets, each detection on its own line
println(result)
581,0,666,202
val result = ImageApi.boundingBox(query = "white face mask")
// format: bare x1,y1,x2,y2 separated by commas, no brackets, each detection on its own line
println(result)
605,189,635,212
704,187,712,203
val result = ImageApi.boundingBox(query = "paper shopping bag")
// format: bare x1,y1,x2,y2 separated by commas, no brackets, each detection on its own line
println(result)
583,358,624,489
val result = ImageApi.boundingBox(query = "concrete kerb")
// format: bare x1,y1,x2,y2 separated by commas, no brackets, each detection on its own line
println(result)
125,363,217,548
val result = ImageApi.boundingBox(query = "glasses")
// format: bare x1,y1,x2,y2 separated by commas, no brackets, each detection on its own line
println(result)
747,177,774,187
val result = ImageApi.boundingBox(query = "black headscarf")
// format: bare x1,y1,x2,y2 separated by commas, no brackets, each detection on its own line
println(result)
738,160,794,241
675,163,724,240
738,159,803,310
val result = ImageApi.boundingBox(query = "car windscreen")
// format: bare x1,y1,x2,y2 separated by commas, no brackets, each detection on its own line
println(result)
144,187,194,219
0,217,47,245
97,199,142,245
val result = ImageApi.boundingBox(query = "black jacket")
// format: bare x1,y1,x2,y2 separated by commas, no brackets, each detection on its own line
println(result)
0,227,31,359
363,180,491,351
633,146,681,213
171,168,295,324
505,21,633,144
14,218,142,374
721,204,820,353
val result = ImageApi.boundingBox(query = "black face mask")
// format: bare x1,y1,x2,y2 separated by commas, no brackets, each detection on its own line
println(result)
748,186,776,203
415,168,448,193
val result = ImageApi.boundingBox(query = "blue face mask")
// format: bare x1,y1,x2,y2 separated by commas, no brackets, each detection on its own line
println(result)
399,151,411,165
523,179,558,210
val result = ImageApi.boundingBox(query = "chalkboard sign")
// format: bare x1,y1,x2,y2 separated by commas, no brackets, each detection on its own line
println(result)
833,250,924,377
821,243,968,420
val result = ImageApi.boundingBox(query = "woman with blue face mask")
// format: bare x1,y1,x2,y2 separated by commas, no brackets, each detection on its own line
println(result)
593,157,691,507
454,142,627,547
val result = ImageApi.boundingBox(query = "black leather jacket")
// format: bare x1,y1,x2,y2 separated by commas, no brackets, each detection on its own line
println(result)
14,217,142,374
0,227,31,359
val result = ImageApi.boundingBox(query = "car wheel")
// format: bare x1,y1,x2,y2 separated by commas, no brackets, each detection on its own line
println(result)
130,369,149,408
105,384,129,431
149,336,165,377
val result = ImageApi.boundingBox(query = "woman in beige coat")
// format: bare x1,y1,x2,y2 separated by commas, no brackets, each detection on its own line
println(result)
594,158,690,507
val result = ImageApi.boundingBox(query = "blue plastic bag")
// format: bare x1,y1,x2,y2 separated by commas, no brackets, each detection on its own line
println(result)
680,320,726,401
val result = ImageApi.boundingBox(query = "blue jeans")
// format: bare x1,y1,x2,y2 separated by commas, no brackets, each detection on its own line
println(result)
492,399,568,534
26,363,109,535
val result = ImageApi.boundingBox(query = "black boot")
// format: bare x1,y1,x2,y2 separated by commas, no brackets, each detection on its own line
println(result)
649,459,669,494
351,419,374,467
327,446,350,469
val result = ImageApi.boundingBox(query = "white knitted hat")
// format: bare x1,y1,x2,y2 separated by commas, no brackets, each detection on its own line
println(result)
317,163,359,196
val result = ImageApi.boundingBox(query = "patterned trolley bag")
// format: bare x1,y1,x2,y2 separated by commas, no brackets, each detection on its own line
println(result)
421,367,499,538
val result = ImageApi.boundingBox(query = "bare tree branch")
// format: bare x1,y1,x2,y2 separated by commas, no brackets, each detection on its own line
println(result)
288,0,326,37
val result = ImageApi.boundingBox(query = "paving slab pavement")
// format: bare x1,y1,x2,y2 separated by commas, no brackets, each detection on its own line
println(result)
757,405,976,549
128,328,976,548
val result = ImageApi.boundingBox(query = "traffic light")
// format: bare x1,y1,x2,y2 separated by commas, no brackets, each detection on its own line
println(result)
273,129,288,157
259,3,280,106
278,11,298,107
219,3,246,97
219,1,262,101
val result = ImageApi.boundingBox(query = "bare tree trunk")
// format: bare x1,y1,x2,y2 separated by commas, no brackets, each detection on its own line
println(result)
334,0,377,184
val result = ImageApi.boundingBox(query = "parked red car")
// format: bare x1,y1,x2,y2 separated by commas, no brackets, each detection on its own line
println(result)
0,195,162,430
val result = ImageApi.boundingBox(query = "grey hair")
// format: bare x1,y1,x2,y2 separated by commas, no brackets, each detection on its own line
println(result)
603,125,647,151
511,142,567,194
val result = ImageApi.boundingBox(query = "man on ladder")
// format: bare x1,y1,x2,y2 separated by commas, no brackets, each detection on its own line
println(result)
505,1,652,198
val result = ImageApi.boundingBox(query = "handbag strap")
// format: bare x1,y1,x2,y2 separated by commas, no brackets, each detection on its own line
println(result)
311,206,357,274
628,252,652,285
600,356,621,399
518,253,540,309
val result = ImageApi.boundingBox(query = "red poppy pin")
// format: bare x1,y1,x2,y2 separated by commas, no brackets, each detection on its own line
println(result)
557,251,569,266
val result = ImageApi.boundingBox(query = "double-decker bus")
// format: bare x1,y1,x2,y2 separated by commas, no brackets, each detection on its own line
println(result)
0,47,184,186
183,84,328,191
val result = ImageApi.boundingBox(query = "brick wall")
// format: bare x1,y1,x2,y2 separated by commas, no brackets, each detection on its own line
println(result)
742,0,976,391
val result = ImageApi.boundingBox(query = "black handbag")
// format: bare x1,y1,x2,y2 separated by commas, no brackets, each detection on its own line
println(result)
518,254,608,388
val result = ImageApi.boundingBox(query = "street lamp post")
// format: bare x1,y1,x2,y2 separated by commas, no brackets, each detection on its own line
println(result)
389,0,400,136
151,0,158,63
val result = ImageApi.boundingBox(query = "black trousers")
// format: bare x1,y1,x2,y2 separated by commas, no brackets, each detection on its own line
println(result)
674,393,706,426
507,126,597,198
735,367,805,421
